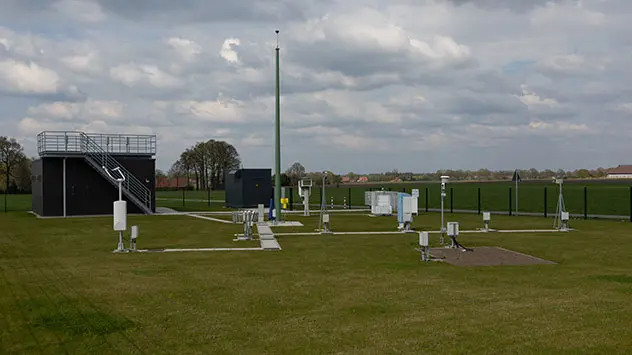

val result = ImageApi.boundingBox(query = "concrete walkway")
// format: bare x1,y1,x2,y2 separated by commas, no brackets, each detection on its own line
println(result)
255,223,282,250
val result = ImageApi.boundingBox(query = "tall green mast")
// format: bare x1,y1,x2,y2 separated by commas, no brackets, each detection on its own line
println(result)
274,30,282,222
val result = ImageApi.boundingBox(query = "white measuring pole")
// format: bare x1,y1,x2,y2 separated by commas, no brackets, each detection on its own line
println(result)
103,166,127,252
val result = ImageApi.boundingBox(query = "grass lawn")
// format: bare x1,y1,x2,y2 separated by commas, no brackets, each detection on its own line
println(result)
0,194,32,212
2,210,632,354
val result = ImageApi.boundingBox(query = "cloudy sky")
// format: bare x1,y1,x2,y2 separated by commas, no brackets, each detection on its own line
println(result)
1,0,630,174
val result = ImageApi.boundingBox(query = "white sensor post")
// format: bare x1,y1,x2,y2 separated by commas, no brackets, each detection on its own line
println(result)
322,213,331,234
258,204,265,222
130,225,139,251
419,231,430,261
103,166,127,253
483,212,491,232
440,176,449,244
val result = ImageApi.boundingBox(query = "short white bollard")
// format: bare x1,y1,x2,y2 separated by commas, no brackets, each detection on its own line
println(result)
258,204,265,222
561,211,570,231
483,212,491,231
130,225,139,251
419,232,430,261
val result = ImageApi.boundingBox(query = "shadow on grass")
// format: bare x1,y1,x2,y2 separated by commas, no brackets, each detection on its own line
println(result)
595,275,632,284
20,298,136,336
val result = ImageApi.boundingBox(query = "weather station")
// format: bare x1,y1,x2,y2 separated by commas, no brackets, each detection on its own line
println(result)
298,177,313,216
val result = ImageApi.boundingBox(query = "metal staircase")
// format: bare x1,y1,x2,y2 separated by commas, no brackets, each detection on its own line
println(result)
37,131,155,215
79,133,153,214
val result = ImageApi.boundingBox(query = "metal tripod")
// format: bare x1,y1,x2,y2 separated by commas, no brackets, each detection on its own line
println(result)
553,178,566,229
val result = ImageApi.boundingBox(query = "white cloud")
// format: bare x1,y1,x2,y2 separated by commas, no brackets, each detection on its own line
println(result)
527,121,591,136
2,0,632,173
28,100,124,119
409,35,471,60
617,103,632,114
60,51,100,73
51,0,106,23
166,37,202,61
167,99,246,123
0,37,10,50
517,85,559,109
110,63,183,88
0,59,60,94
18,100,126,137
530,1,607,28
220,38,240,64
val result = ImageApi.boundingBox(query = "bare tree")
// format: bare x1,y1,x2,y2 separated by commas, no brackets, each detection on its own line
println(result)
285,162,306,186
0,136,27,211
180,148,197,188
168,160,184,177
211,140,240,188
172,140,241,190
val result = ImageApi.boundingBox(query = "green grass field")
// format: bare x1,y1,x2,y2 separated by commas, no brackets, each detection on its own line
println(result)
0,194,32,212
4,179,632,216
2,210,632,354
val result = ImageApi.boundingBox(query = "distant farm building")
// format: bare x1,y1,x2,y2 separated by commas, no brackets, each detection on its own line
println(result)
156,177,193,188
606,165,632,179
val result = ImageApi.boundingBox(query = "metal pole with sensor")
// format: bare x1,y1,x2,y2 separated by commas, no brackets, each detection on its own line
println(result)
273,29,282,224
103,166,127,253
553,177,567,230
440,176,449,244
298,177,312,216
318,172,331,234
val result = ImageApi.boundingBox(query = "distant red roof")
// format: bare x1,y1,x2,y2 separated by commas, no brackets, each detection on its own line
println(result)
156,177,191,188
608,165,632,174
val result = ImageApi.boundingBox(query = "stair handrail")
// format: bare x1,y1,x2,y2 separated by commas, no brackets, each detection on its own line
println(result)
79,132,152,211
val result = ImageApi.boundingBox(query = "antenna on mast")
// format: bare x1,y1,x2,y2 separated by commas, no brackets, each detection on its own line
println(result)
273,29,282,223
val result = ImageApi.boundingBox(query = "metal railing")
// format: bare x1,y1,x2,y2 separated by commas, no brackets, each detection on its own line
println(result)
35,131,154,213
37,131,156,156
80,133,153,213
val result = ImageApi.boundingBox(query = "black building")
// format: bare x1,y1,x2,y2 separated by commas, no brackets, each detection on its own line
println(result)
31,131,157,217
225,168,272,208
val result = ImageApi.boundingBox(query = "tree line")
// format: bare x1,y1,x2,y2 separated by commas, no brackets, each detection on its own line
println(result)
167,139,241,189
358,167,611,183
270,164,618,188
1,132,621,197
0,136,32,195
